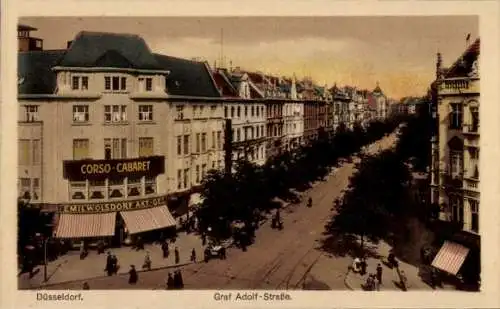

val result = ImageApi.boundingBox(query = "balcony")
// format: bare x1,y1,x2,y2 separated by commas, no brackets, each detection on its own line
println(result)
463,178,479,192
463,123,479,137
440,172,463,192
439,77,479,95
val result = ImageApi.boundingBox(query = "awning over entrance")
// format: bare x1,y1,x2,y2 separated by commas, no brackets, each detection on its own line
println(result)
431,241,470,275
119,206,176,234
54,213,116,238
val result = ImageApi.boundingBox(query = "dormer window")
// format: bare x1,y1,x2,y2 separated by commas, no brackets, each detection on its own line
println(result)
146,78,153,91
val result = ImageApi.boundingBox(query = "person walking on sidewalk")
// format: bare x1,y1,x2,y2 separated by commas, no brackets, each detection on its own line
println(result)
111,254,119,275
128,265,138,285
161,240,169,258
376,263,383,285
177,270,184,289
105,252,113,276
190,248,196,263
174,247,180,264
166,272,174,289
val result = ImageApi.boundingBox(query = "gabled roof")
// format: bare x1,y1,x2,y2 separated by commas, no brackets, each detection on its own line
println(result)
154,54,220,98
18,50,66,94
212,70,239,98
59,31,162,70
445,38,480,78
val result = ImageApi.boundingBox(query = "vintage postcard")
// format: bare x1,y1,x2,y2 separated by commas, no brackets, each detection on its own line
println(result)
1,1,499,309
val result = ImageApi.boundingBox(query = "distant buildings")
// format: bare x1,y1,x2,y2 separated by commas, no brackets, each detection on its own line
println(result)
429,37,480,284
17,24,395,244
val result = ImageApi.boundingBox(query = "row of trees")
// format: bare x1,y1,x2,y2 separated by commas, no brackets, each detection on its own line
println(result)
196,116,404,241
324,101,433,256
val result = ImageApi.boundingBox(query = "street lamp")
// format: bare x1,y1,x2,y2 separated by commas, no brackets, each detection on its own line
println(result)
43,236,50,282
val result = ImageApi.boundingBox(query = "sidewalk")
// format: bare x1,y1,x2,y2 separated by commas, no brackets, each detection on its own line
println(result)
18,231,205,289
343,241,455,291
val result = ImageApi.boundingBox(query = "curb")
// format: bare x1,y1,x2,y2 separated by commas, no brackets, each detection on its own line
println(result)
27,261,193,289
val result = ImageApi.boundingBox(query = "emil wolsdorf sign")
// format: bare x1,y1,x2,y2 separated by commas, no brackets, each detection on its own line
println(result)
63,156,165,180
58,195,168,214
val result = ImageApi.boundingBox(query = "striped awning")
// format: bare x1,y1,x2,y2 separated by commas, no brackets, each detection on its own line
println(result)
54,213,116,238
120,206,176,234
431,241,470,275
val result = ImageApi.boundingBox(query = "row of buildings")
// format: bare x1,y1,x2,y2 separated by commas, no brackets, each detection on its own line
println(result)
17,25,390,242
428,37,480,285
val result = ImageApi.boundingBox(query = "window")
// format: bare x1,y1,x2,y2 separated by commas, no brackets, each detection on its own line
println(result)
450,196,463,224
89,180,105,200
183,168,189,188
145,78,153,91
32,140,40,165
183,135,190,155
470,149,479,178
224,106,228,118
217,131,222,149
201,164,207,179
18,139,30,165
70,181,87,200
450,150,463,178
112,77,120,90
81,76,89,90
138,105,153,121
251,106,255,117
73,139,89,160
196,133,201,153
231,106,235,118
200,106,205,117
237,106,241,117
108,178,125,199
24,105,39,122
177,170,182,189
19,178,31,199
127,176,142,197
237,129,241,142
196,165,200,183
120,77,127,90
104,138,127,159
470,107,479,132
145,176,156,195
201,133,207,152
176,105,184,120
256,107,259,117
105,77,111,90
138,137,153,157
72,76,79,90
104,105,127,123
177,136,182,156
449,103,463,129
244,106,248,117
261,126,264,137
73,105,89,122
212,131,216,149
470,200,479,233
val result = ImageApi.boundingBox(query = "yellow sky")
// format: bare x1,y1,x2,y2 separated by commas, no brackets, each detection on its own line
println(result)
20,17,478,99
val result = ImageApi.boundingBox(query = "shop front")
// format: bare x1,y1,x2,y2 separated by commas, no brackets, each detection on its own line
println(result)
50,156,177,247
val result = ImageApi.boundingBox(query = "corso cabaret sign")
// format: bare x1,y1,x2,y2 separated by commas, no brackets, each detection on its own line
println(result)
63,156,165,180
58,195,168,214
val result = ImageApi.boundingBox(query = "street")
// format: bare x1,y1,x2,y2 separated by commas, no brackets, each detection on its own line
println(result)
41,133,402,290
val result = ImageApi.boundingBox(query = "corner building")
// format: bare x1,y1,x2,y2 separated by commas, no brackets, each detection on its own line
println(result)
17,29,224,243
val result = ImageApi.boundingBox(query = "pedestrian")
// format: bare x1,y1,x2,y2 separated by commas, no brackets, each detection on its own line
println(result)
143,251,152,271
82,282,90,290
204,247,210,263
173,270,180,289
174,247,180,264
136,236,144,251
399,270,408,291
190,248,196,263
360,258,367,275
174,270,184,289
111,254,119,275
430,268,438,289
97,240,105,255
376,263,383,285
128,265,138,285
105,252,113,276
166,272,174,289
161,241,169,258
201,233,207,246
220,246,226,260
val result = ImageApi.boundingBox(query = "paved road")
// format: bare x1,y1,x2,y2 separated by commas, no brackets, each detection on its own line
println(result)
43,134,398,290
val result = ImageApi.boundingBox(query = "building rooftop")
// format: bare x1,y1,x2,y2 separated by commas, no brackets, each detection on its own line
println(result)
444,38,480,78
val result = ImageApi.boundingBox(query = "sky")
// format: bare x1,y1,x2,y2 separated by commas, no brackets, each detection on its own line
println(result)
20,16,478,100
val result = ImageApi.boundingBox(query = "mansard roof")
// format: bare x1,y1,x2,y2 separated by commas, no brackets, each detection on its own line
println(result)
18,50,66,94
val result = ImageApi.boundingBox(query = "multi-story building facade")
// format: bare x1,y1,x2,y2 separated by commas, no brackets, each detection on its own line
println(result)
331,85,351,131
18,28,224,242
282,77,304,150
372,82,388,120
212,68,267,166
429,38,480,284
